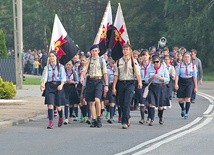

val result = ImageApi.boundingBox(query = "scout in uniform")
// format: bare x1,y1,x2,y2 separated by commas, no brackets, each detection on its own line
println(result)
175,52,198,119
112,44,142,129
80,44,108,128
40,50,66,129
104,57,116,124
79,55,89,123
138,49,151,124
63,60,79,124
145,54,170,126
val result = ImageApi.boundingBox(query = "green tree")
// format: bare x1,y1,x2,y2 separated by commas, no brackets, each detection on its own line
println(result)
0,29,7,58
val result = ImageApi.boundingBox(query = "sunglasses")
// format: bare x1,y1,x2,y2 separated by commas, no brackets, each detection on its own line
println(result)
153,61,160,63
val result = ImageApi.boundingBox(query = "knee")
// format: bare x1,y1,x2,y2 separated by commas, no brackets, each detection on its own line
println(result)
48,104,53,109
95,98,100,103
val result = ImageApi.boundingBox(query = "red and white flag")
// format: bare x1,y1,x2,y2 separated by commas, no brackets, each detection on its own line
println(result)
50,14,79,65
109,3,130,61
93,1,112,56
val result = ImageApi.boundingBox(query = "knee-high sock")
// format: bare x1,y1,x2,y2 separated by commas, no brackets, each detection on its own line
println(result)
110,106,115,119
69,107,73,118
48,109,53,121
87,103,91,118
58,109,63,118
140,106,145,120
185,102,191,114
74,107,78,117
179,102,185,111
82,105,87,117
64,106,68,119
149,107,155,121
158,109,163,118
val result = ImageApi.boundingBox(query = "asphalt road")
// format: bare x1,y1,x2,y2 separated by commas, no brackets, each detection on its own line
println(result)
0,92,213,155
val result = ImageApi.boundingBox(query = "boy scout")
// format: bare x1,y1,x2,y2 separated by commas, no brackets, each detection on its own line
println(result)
80,44,108,128
112,44,142,129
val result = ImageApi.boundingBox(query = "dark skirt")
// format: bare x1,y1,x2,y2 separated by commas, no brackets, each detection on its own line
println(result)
42,82,66,106
138,82,149,107
177,77,194,98
148,83,170,107
64,83,80,104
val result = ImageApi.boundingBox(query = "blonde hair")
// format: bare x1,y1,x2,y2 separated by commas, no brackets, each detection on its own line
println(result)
133,50,140,56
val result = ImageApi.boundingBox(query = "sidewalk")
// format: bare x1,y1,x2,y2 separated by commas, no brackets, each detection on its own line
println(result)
0,81,213,128
0,85,46,128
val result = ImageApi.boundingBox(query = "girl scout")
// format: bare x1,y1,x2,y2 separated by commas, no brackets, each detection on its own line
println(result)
40,50,66,129
175,51,198,119
145,54,170,126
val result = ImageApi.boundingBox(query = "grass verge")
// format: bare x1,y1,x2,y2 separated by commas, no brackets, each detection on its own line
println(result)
23,76,41,85
203,68,214,81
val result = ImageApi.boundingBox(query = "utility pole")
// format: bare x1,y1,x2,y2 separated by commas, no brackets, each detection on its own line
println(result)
13,0,23,89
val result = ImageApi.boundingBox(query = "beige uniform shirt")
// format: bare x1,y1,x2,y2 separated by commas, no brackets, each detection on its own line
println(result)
114,57,140,80
83,57,107,77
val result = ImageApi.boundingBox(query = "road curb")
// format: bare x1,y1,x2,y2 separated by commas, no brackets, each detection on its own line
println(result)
0,114,46,128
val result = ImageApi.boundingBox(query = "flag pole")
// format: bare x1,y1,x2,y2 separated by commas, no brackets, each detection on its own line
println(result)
42,14,57,85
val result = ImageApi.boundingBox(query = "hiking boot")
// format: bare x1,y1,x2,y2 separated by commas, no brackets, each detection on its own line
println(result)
97,117,102,128
90,120,97,128
148,120,154,126
107,119,113,124
86,119,91,125
127,118,131,127
159,118,164,125
139,119,145,124
47,120,54,129
64,119,68,125
181,110,185,117
122,124,128,129
184,114,188,119
58,118,63,127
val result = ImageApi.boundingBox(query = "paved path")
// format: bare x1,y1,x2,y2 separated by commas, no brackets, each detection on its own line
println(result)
0,85,46,127
0,81,213,128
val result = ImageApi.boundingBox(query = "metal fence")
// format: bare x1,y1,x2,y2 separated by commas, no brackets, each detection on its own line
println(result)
0,56,16,83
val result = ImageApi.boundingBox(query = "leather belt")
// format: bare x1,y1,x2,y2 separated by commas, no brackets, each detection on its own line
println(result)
118,80,135,84
50,81,61,85
89,76,102,80
151,83,166,86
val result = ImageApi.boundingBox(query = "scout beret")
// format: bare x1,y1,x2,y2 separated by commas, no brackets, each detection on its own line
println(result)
90,44,99,51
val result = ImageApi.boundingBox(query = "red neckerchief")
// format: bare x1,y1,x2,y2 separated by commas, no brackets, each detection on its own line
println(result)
184,62,191,76
50,64,57,81
66,70,73,80
141,61,150,78
154,64,161,74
